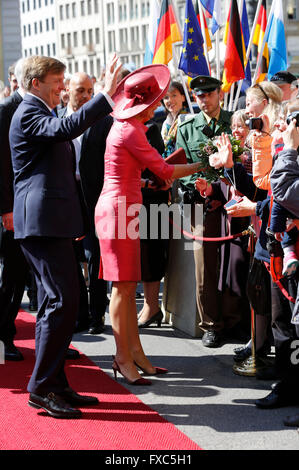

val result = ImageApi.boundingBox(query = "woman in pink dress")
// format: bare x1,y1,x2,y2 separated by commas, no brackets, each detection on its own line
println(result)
95,65,201,385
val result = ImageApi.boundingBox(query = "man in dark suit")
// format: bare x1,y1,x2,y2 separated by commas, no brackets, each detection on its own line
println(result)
0,59,27,361
9,55,120,419
59,72,113,335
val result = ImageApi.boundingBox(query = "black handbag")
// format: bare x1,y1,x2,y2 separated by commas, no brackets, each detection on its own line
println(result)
246,259,271,316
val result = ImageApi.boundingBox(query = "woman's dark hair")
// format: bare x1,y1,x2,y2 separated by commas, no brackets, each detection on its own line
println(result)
162,81,188,111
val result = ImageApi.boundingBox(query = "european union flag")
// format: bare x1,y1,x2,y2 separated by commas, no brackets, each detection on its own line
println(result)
179,0,210,78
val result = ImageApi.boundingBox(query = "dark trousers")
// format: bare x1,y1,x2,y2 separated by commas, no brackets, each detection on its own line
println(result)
20,237,80,395
82,230,107,326
0,230,28,343
271,276,299,393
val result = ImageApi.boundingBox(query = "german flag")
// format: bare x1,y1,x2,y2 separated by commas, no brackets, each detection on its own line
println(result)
152,0,182,65
252,0,269,82
195,1,212,51
222,0,245,92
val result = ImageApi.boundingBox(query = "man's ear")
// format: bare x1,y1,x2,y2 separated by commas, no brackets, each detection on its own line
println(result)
219,88,224,102
31,77,40,91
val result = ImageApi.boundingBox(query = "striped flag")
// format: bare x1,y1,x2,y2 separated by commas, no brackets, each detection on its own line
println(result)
241,0,251,91
200,0,222,34
252,0,269,83
267,0,288,79
144,0,161,65
195,1,212,51
222,0,245,92
152,0,182,65
179,0,210,78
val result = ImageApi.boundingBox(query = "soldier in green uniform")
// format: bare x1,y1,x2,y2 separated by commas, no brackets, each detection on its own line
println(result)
176,75,233,347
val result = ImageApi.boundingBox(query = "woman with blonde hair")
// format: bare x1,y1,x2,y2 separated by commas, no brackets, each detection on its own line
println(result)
245,81,283,134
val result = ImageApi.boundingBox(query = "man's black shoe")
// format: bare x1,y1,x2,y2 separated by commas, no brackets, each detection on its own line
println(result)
4,343,24,361
255,389,299,409
61,387,99,406
88,324,105,334
28,392,82,418
202,330,222,348
66,348,80,360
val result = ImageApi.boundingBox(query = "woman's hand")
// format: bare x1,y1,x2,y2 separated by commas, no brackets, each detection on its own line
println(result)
194,177,213,197
225,196,256,217
2,212,14,231
160,178,174,190
209,133,233,169
282,119,299,150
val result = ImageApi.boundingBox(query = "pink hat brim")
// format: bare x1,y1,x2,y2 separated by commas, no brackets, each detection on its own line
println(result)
112,64,171,119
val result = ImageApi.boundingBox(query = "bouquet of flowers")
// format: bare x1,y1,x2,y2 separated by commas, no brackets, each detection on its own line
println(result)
196,135,244,183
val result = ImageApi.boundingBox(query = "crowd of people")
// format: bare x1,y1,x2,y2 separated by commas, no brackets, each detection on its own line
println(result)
0,53,299,428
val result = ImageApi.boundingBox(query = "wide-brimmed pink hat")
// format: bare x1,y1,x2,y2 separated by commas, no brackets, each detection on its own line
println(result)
112,64,171,119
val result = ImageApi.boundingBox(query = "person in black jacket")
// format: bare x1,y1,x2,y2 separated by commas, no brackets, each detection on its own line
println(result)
0,59,28,361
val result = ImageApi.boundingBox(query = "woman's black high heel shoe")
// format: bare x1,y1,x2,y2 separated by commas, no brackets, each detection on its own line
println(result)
112,357,152,385
138,309,163,328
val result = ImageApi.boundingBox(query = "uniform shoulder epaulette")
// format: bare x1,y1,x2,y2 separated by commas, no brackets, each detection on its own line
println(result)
178,113,195,125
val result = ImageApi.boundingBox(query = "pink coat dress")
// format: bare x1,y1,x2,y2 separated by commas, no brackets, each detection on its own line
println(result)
95,118,175,281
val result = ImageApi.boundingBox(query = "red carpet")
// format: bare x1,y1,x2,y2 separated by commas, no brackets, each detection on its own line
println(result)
0,311,201,450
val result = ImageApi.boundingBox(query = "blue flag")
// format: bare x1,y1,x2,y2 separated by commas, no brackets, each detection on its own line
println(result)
267,0,288,79
179,0,210,78
241,0,251,91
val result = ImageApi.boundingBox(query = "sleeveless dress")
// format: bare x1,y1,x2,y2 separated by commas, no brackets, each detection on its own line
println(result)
95,118,175,281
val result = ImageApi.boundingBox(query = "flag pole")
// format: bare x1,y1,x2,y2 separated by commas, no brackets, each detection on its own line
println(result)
233,0,264,110
197,0,211,72
252,0,275,84
215,29,220,80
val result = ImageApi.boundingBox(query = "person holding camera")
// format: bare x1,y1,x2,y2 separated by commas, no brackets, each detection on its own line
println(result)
254,117,299,415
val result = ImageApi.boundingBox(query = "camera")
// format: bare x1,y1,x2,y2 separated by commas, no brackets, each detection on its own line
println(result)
286,111,299,127
245,117,263,131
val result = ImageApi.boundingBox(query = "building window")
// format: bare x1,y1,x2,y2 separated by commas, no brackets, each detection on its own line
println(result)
88,29,93,45
108,31,115,52
66,4,70,19
72,2,76,17
23,25,26,37
82,30,86,46
59,5,63,20
52,43,56,56
107,3,114,24
73,31,78,47
94,0,99,14
74,61,78,72
46,18,49,31
61,34,65,49
52,17,55,30
83,60,87,72
95,28,100,44
81,1,85,16
90,58,94,76
34,22,38,34
47,44,51,55
88,0,92,15
40,20,43,33
287,0,298,19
